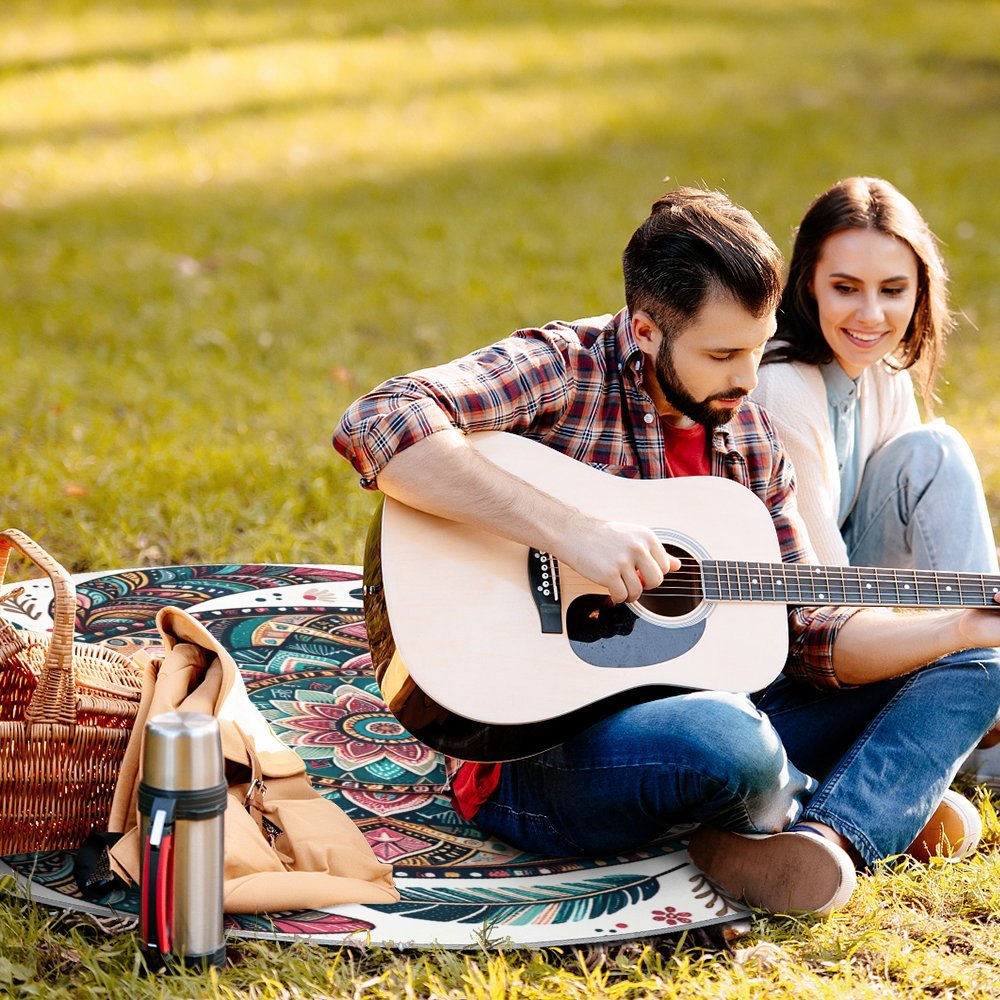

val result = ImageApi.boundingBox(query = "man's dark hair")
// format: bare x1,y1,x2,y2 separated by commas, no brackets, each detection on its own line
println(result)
622,187,783,340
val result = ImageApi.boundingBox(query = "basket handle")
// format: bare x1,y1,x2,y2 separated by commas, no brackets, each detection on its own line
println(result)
0,528,78,728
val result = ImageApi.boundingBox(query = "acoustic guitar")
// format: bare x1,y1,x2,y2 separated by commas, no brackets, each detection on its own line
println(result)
362,431,1000,762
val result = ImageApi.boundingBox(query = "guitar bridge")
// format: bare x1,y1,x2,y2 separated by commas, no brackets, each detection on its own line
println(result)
528,549,563,633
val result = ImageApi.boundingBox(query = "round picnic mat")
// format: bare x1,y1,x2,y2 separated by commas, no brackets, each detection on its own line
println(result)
0,564,745,949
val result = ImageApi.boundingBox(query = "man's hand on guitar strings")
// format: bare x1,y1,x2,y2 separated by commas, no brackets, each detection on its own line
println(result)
554,516,680,604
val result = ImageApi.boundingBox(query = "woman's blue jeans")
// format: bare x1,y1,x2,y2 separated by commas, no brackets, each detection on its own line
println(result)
842,423,1000,781
477,649,1000,868
842,422,998,574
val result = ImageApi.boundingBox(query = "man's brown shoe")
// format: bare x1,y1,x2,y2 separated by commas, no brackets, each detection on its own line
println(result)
688,826,857,915
906,789,982,862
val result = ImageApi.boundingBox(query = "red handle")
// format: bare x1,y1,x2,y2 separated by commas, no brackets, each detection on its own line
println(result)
140,800,176,963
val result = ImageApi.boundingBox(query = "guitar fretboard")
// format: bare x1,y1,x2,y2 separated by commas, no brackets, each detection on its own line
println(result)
701,561,1000,609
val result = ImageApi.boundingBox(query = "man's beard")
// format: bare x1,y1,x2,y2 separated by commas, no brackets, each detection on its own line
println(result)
654,339,748,429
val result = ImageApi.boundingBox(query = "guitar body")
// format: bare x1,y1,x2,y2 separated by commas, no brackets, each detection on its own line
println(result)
364,432,790,761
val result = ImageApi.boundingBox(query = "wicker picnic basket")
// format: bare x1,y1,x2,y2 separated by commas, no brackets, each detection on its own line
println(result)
0,528,144,855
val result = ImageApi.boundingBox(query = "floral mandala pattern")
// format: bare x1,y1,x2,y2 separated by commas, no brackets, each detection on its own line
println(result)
0,563,747,949
266,684,441,781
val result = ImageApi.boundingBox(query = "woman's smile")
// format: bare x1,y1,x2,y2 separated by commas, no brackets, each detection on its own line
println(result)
812,229,919,379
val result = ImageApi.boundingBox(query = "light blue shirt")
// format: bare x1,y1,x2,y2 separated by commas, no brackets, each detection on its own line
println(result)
820,361,864,527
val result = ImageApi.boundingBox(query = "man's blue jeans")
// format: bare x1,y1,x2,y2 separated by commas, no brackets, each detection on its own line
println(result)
476,648,1000,868
476,690,814,858
756,648,1000,864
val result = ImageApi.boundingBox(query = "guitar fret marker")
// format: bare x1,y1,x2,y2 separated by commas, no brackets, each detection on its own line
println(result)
692,563,1000,610
693,566,1000,608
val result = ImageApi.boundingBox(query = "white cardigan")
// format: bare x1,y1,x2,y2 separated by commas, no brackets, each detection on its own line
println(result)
752,359,921,566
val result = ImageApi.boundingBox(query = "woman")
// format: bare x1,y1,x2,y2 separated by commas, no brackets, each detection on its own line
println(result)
753,176,1000,842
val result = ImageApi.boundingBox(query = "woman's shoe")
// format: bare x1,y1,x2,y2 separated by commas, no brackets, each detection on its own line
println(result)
906,789,982,862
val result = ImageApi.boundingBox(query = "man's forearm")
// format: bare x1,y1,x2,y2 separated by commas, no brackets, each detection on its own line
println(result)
375,429,676,604
379,428,585,552
832,607,988,684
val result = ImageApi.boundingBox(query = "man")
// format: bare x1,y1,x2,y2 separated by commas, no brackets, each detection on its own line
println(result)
333,188,1000,915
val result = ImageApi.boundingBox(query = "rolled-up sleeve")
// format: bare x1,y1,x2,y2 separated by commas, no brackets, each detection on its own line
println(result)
785,605,858,687
333,390,458,488
333,332,573,488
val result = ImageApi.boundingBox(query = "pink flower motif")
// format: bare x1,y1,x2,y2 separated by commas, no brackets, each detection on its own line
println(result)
301,586,340,603
652,907,692,926
274,685,439,775
341,789,434,816
366,826,433,863
269,913,375,935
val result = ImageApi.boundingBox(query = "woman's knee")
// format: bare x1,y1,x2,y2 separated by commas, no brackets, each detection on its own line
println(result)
875,423,979,487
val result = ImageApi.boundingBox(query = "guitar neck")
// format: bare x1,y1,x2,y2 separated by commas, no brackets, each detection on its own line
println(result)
702,561,1000,609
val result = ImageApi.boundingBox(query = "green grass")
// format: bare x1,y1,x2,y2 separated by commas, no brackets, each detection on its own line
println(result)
3,0,1000,995
4,801,1000,997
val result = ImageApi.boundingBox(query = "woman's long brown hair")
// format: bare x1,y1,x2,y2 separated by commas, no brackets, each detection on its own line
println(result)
764,177,953,410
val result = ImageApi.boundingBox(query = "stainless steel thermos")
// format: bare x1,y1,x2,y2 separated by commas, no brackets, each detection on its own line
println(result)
138,711,227,970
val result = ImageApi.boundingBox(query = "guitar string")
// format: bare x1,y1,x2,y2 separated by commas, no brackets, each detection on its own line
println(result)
547,560,1000,587
643,572,1000,600
555,565,1000,605
555,583,1000,606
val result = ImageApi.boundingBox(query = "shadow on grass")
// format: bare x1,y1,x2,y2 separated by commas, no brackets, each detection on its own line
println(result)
1,0,818,78
3,0,1000,567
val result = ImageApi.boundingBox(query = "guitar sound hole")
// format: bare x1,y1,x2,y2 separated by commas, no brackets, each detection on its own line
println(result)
636,543,703,618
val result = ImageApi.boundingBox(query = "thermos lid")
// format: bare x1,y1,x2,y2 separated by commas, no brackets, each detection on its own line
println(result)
142,711,225,791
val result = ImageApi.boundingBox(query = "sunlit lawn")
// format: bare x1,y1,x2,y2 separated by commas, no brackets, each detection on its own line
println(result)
3,1,1000,996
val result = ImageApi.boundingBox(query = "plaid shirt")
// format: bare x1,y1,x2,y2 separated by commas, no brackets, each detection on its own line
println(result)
334,308,858,689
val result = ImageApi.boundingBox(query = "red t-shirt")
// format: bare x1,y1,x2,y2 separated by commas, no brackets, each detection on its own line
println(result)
450,422,710,820
659,419,711,478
